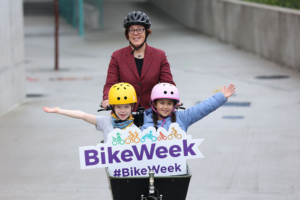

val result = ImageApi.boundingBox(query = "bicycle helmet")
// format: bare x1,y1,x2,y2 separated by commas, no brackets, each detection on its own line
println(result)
150,83,180,103
150,83,180,127
108,83,137,105
123,11,151,29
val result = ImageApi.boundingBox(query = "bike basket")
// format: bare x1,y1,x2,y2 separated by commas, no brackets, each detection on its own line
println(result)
105,165,192,200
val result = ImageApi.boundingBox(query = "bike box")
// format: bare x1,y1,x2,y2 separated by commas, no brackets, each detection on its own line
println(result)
105,165,192,200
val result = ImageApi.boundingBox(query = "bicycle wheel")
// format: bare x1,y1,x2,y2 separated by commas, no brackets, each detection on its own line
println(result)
157,136,161,141
141,138,145,143
176,134,182,139
112,140,117,146
134,137,140,143
125,138,131,144
120,140,125,145
151,136,157,142
163,136,167,140
168,134,173,140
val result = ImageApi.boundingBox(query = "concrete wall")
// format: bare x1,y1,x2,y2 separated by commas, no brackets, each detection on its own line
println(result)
149,0,300,70
84,3,101,29
0,0,25,116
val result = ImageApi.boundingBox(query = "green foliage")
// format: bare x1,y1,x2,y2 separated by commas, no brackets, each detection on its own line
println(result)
243,0,300,9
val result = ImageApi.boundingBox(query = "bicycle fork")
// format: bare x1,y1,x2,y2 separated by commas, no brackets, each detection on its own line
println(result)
141,169,163,200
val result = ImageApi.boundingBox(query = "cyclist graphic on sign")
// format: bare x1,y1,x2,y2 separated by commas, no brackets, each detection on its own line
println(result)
141,131,157,143
125,131,140,144
112,133,125,146
157,132,167,141
168,127,182,140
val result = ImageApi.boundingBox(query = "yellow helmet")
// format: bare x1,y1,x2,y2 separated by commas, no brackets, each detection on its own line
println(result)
108,83,137,105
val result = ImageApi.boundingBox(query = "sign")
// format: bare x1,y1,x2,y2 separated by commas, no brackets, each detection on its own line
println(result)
79,123,204,177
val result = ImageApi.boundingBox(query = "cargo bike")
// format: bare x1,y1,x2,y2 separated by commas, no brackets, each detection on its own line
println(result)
98,105,191,200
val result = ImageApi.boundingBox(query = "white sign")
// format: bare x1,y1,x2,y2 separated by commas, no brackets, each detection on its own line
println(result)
79,123,204,177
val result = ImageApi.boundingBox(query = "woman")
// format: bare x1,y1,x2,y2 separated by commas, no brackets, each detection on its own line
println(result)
101,11,176,111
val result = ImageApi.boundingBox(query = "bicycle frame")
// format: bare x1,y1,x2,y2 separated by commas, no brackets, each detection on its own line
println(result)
106,165,192,200
141,169,163,200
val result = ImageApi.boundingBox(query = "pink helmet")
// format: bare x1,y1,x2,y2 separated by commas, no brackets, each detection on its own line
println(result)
151,83,180,102
151,83,180,127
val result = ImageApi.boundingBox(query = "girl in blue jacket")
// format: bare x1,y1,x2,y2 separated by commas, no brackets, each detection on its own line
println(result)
141,83,235,132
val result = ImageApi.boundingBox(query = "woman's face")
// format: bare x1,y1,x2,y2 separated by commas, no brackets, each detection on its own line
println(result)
128,25,146,47
154,99,174,118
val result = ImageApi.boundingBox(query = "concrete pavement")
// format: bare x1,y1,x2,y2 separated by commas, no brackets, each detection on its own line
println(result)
1,2,300,200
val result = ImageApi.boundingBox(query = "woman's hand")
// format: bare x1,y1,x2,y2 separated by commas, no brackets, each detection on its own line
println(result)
43,107,60,113
176,100,183,107
101,100,109,109
222,84,235,98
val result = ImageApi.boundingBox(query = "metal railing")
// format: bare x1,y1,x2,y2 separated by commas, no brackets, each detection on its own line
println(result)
59,0,103,37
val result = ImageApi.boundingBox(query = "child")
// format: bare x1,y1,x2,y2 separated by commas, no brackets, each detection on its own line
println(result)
43,83,137,143
141,83,235,131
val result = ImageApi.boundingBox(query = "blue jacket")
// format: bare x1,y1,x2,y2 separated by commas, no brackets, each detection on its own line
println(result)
141,92,227,132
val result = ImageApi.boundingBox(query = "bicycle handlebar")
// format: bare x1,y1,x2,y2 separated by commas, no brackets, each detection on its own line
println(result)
98,104,185,112
97,105,111,112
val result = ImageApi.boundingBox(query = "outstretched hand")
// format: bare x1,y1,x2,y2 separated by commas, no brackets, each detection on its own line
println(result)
222,84,235,98
43,107,60,113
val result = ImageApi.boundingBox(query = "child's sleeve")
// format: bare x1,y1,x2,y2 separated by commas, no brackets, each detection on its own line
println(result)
95,116,111,132
179,92,227,127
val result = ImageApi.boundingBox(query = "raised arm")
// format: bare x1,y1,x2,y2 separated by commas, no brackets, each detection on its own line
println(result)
179,84,235,127
43,107,97,125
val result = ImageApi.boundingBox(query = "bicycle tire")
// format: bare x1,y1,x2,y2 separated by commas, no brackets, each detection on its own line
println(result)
125,138,131,144
134,137,140,143
151,136,157,142
176,134,182,139
120,140,125,145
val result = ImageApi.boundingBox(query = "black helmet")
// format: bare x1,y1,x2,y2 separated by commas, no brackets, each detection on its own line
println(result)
123,11,151,29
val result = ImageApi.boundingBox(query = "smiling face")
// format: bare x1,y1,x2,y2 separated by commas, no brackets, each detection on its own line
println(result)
114,104,133,120
128,25,146,47
153,99,175,118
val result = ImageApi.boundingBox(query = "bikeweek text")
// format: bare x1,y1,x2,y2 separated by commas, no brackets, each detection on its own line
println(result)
79,123,204,177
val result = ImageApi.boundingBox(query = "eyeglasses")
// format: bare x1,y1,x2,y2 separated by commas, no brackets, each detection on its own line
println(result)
128,28,145,34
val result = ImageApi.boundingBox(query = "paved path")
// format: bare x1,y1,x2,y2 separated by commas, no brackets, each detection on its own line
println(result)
1,2,300,200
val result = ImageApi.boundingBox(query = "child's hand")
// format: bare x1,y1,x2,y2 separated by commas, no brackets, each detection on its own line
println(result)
222,84,235,98
43,107,60,113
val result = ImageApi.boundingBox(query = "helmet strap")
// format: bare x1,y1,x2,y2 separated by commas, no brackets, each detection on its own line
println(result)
130,40,146,55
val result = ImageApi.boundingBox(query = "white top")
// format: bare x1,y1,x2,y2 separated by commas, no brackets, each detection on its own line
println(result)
95,116,137,143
